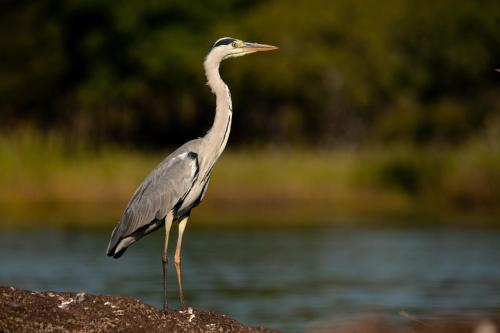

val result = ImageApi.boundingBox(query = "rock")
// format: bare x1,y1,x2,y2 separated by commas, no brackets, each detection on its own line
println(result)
0,286,280,333
307,314,500,333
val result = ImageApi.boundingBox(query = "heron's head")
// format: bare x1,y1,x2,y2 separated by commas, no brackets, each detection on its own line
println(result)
207,37,278,62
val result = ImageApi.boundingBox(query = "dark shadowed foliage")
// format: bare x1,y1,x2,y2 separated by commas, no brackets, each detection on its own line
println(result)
0,0,499,148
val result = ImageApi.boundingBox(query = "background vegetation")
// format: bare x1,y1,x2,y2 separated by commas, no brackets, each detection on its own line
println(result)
1,0,499,225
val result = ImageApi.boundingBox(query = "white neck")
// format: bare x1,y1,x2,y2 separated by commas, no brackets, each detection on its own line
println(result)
202,53,233,163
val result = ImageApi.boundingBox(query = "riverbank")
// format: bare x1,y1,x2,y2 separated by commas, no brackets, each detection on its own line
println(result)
1,286,498,333
1,134,499,227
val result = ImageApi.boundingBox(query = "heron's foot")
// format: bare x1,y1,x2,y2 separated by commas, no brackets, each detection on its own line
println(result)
162,257,169,313
163,300,169,312
179,287,186,310
163,301,169,312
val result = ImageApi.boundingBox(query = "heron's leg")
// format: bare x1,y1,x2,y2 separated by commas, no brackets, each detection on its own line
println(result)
162,211,174,312
174,216,189,309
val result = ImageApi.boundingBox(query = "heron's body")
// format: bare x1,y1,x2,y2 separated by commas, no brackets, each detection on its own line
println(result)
106,37,277,310
106,140,201,257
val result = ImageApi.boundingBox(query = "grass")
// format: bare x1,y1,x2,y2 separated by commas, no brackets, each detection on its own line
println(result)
0,132,499,227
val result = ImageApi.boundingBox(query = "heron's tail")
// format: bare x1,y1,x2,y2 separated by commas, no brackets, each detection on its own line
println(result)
107,237,134,258
106,219,164,258
106,224,132,258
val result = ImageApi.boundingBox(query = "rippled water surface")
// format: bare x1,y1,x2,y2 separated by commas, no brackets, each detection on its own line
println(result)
1,226,500,332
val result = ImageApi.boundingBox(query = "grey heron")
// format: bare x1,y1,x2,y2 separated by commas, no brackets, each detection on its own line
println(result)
106,37,278,311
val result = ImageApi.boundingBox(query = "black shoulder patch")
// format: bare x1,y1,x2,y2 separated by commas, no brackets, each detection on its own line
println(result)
187,151,198,160
213,38,235,48
187,151,200,178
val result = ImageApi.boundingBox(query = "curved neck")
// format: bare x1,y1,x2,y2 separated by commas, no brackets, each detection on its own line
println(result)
203,55,233,161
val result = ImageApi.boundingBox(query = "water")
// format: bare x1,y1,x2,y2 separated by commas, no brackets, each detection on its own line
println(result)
1,225,500,332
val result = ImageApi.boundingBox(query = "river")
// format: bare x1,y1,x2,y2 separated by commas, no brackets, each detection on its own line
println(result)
1,225,499,332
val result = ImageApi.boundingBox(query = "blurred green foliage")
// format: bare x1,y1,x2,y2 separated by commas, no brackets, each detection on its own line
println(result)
1,132,499,225
1,0,500,148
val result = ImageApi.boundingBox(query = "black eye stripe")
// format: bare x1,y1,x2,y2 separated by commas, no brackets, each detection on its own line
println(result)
213,38,235,48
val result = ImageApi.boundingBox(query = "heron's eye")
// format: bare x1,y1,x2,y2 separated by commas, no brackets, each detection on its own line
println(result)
231,41,238,48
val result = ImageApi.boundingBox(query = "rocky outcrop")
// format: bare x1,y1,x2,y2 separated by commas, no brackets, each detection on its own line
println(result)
0,286,280,333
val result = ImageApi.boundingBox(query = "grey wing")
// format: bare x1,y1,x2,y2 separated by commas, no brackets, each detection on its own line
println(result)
106,151,199,257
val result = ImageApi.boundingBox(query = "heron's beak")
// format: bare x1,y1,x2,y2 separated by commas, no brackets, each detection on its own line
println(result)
243,42,279,52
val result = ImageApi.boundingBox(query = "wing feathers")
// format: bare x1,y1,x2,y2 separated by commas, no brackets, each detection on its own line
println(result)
106,151,199,256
